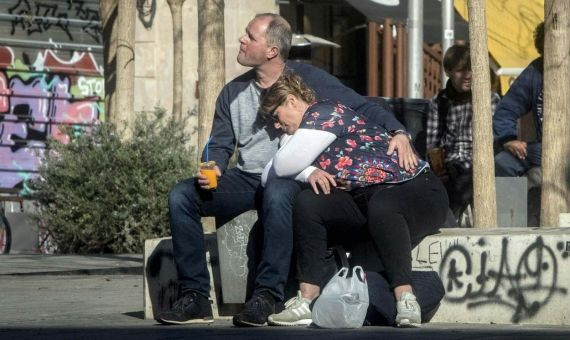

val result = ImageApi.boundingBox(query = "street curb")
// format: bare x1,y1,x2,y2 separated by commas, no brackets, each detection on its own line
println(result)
0,266,143,276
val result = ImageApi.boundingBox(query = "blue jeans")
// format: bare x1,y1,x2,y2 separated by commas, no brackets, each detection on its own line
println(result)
495,141,542,176
168,167,301,301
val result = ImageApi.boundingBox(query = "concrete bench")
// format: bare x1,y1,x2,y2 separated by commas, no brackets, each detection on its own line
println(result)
143,211,257,319
145,225,570,325
412,227,570,325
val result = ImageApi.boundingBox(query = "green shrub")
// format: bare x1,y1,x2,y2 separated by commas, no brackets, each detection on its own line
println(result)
27,109,195,253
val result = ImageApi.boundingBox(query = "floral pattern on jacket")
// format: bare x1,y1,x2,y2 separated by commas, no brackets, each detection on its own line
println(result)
301,100,428,189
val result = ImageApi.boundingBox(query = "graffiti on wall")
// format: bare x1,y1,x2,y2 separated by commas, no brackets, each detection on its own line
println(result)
0,45,103,189
0,0,104,189
430,236,569,323
8,0,102,43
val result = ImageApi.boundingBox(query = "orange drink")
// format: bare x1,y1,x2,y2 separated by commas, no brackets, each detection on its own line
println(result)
200,161,218,189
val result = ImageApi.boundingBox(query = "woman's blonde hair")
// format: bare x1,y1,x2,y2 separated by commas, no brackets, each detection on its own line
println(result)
260,71,316,121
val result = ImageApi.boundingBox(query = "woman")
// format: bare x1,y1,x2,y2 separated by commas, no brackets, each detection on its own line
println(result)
260,72,448,327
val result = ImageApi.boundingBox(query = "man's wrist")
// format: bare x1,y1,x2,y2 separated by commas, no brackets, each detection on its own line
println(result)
390,129,412,141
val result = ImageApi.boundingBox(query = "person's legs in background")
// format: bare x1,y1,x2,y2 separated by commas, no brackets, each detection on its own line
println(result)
495,150,531,177
524,142,543,227
495,142,543,227
445,162,473,219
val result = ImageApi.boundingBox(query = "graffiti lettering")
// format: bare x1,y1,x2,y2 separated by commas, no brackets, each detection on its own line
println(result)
439,237,568,323
77,77,103,97
414,238,459,265
8,0,101,43
0,46,103,189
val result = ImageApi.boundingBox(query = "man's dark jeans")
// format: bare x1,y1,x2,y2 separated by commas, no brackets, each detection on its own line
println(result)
495,141,542,176
445,161,473,217
168,167,301,301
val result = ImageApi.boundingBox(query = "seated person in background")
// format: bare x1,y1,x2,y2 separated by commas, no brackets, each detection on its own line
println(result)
427,44,501,218
493,22,544,177
260,72,449,327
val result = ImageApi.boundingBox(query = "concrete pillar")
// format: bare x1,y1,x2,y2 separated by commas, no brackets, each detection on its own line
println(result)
441,0,454,86
406,0,423,98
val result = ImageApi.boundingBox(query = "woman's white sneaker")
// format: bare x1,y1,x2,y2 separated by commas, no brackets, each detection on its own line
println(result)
396,291,421,328
267,291,312,326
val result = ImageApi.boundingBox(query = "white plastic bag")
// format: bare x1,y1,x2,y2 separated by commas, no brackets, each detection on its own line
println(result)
311,266,369,328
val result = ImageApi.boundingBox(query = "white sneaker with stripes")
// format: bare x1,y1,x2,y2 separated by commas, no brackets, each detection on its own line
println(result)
267,291,312,326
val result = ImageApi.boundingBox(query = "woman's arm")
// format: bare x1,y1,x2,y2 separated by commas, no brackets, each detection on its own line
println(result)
272,129,337,177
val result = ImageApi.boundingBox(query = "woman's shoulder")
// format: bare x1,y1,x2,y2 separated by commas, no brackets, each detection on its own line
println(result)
309,100,353,114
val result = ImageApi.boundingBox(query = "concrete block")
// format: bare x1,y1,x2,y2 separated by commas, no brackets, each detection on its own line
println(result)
496,177,527,228
412,227,570,325
143,235,219,320
143,211,258,319
560,214,570,227
216,210,257,303
4,212,38,254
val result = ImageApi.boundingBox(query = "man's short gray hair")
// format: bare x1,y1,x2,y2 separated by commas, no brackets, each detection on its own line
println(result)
255,13,292,61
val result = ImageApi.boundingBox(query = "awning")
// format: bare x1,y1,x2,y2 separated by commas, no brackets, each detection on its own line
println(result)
345,0,471,44
454,0,544,94
291,34,340,48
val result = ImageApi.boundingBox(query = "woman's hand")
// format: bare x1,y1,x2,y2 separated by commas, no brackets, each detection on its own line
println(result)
308,168,337,195
387,133,419,171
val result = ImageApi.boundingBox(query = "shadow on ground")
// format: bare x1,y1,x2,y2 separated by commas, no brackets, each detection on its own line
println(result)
2,325,570,340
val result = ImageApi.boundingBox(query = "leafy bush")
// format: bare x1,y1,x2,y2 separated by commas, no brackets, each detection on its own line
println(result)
27,109,195,253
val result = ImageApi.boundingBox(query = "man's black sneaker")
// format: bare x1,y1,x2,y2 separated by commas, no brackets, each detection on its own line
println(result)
232,292,276,327
156,291,214,325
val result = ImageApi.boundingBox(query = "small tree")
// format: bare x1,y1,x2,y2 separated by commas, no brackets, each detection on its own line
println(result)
197,0,225,233
167,0,186,119
467,0,497,228
197,0,225,164
115,0,136,133
541,0,570,227
27,110,195,253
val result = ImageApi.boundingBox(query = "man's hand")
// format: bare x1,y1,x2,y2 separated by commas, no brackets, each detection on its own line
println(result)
308,168,336,195
504,140,527,160
387,133,419,171
197,165,221,190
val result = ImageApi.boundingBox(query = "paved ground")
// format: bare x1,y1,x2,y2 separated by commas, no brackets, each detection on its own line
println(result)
1,255,570,339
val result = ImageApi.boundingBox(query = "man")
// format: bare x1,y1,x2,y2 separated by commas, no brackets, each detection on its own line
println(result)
493,22,544,177
157,13,416,327
426,44,500,218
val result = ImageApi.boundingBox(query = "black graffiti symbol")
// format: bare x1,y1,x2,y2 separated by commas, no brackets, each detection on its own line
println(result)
137,0,157,29
70,0,102,43
9,0,72,40
8,0,102,43
439,237,567,323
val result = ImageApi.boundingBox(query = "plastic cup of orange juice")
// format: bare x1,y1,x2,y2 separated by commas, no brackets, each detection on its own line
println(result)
200,161,218,189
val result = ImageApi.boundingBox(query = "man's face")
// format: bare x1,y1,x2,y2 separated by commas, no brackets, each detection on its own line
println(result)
237,17,272,67
447,68,472,93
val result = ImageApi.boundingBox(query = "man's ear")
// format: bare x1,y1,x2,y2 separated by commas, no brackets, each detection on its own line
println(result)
267,45,279,59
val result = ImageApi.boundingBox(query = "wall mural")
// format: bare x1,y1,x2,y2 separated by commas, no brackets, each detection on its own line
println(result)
0,0,104,190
